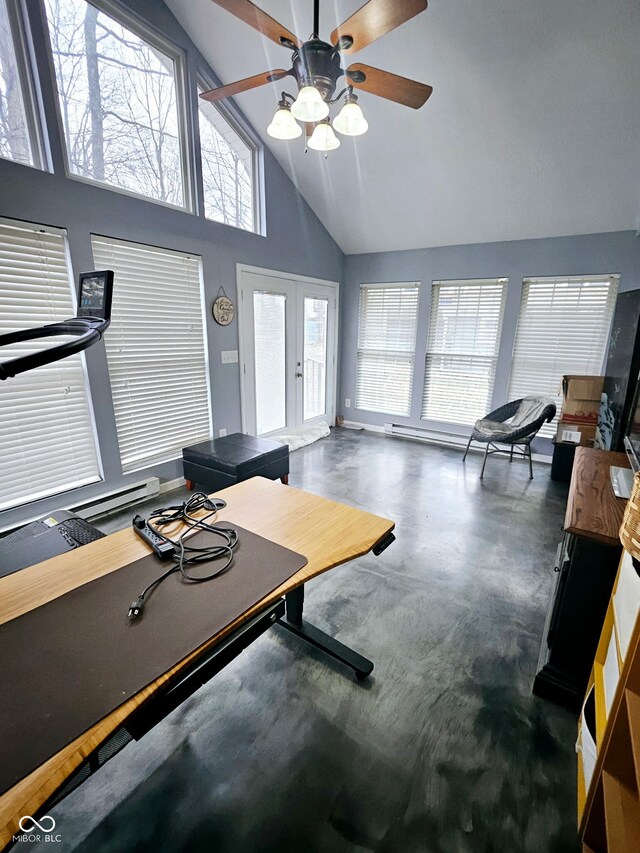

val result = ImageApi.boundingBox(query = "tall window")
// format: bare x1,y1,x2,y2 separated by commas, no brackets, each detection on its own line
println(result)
508,275,619,437
0,0,38,167
0,218,101,511
198,89,256,231
44,0,187,207
422,279,507,425
91,236,211,471
356,283,420,417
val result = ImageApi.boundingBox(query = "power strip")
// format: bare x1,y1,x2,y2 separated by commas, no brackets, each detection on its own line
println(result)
132,515,175,560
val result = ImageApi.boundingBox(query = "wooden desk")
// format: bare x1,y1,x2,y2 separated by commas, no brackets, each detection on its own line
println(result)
534,448,629,710
564,448,629,545
0,477,394,848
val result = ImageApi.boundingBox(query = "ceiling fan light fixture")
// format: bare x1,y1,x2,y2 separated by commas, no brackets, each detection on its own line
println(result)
267,103,302,139
308,119,340,152
202,0,432,153
333,98,368,136
291,85,329,122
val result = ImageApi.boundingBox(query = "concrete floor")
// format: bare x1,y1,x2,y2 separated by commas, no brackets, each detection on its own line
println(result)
28,429,579,852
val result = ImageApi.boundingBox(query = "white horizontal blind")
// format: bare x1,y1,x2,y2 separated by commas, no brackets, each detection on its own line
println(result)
422,278,507,425
0,219,100,511
356,283,420,417
508,275,619,438
91,236,211,471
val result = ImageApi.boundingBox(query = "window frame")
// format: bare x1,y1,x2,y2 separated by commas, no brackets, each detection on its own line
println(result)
196,69,264,236
41,0,194,212
1,0,47,170
421,277,508,426
355,281,421,418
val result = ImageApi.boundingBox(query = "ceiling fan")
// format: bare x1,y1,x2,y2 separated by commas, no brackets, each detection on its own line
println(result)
200,0,433,151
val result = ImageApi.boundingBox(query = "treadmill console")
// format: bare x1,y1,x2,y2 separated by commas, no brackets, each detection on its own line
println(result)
0,270,113,380
77,270,113,321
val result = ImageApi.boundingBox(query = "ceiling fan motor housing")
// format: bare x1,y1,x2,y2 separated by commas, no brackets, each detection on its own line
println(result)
292,39,343,102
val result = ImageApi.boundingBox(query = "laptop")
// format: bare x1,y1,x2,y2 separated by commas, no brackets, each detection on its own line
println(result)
0,510,105,578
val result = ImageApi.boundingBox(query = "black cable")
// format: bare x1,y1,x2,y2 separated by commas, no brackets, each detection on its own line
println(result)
128,492,238,620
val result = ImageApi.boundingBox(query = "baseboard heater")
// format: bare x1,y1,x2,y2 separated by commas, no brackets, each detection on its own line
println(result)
0,478,161,535
383,422,552,463
384,423,470,448
70,478,160,520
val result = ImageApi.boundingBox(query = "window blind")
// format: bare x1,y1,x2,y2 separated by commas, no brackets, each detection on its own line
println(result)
356,283,420,417
91,236,211,472
422,278,507,426
508,275,618,438
253,290,286,435
0,218,100,511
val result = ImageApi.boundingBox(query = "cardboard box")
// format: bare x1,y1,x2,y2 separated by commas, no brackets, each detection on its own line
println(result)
562,375,603,402
560,375,604,426
556,420,597,447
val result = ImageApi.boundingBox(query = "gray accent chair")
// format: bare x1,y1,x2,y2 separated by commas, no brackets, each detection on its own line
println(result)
462,397,557,479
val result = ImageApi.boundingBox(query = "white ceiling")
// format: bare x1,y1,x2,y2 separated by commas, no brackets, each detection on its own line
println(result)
165,0,640,255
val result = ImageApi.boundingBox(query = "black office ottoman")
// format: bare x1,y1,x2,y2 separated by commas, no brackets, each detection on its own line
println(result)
182,433,289,492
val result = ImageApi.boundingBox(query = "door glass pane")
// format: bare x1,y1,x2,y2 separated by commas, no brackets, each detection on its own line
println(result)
254,291,286,434
303,297,328,421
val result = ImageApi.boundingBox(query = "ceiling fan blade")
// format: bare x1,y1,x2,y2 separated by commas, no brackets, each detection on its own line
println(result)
332,0,427,54
200,69,290,103
346,63,432,109
209,0,301,49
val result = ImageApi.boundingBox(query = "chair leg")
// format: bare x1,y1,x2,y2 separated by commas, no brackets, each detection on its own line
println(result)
479,444,490,479
462,436,473,462
528,445,533,479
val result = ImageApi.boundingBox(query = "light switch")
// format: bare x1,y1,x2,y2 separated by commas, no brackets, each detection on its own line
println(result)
221,350,238,364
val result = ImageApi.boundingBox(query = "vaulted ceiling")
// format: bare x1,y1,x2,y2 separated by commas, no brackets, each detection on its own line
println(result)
166,0,640,255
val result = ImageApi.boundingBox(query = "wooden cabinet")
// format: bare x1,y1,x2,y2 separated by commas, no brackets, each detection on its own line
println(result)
534,448,629,711
578,549,640,851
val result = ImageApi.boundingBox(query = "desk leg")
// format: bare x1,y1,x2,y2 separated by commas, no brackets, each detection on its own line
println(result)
278,585,374,680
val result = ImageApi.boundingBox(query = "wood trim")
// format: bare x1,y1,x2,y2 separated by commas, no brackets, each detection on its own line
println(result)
579,552,640,840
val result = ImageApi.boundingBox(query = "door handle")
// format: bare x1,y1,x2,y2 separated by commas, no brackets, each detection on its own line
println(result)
296,371,303,378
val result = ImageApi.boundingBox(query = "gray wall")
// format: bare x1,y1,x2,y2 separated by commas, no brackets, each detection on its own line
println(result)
1,0,343,528
339,231,640,434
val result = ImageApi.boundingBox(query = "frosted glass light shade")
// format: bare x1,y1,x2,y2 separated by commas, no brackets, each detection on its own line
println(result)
333,101,368,136
291,86,329,122
267,106,302,139
308,122,340,152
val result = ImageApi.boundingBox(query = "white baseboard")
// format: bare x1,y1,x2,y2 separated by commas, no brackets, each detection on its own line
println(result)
341,420,385,433
160,477,186,493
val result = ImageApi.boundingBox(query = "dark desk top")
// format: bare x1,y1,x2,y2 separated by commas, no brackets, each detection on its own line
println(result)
564,447,629,546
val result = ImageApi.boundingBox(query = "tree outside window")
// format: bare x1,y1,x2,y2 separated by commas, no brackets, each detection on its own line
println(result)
44,0,185,206
198,91,255,232
0,0,34,166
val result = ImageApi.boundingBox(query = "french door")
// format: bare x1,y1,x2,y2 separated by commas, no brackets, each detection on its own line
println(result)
238,266,338,437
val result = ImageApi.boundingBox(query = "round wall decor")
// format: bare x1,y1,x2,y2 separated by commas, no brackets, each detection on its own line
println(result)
212,287,234,326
